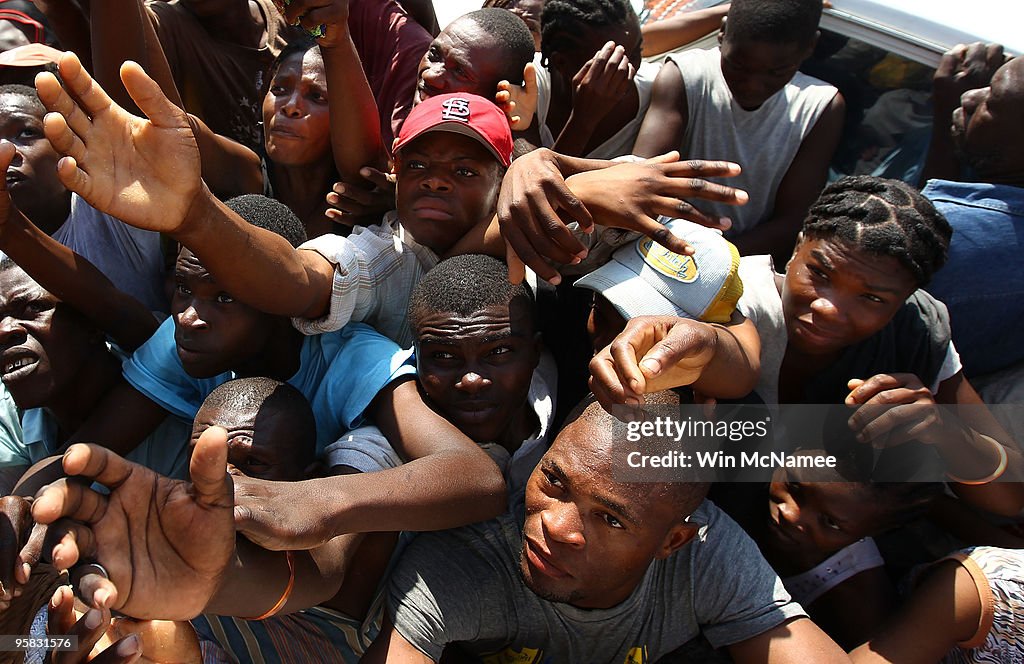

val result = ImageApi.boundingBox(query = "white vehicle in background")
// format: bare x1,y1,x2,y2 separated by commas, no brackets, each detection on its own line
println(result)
640,0,1021,181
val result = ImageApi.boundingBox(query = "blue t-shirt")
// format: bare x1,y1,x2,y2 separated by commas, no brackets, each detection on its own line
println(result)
123,319,416,455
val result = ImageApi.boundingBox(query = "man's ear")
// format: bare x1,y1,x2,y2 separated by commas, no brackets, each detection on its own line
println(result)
656,522,699,559
802,30,820,60
717,16,727,44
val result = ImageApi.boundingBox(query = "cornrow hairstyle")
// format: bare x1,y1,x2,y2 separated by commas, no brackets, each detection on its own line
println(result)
801,175,952,287
462,8,535,84
224,194,308,249
725,0,822,47
540,0,633,64
0,83,43,116
408,254,535,332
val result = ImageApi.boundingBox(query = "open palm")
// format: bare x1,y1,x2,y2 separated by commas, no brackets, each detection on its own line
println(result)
36,52,201,234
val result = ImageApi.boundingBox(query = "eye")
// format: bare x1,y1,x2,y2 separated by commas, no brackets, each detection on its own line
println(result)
427,45,441,62
430,350,456,360
542,469,564,490
23,300,52,315
311,90,328,104
862,293,885,304
601,513,625,530
216,293,235,304
455,166,478,178
807,265,829,280
406,159,427,171
17,127,41,140
489,345,513,356
175,283,192,296
822,514,843,532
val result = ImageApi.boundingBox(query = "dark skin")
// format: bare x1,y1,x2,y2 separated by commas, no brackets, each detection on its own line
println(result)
519,15,645,157
632,24,846,263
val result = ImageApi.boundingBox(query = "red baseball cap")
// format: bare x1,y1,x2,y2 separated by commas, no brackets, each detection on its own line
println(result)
392,93,513,168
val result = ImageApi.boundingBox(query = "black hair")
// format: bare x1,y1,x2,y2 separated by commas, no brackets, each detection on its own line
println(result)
540,0,634,64
566,391,709,518
725,0,822,47
0,83,43,116
408,254,535,331
269,35,319,81
800,176,951,287
224,194,308,248
462,8,535,84
200,376,317,471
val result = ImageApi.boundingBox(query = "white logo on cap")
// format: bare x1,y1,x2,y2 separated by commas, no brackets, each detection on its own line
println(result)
441,98,472,122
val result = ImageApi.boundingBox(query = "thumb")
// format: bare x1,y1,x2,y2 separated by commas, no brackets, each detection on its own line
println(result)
359,166,393,189
120,61,189,130
190,426,232,509
642,150,681,165
504,238,528,285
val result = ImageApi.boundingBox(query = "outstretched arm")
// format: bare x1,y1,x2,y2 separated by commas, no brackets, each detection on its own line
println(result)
0,143,157,350
38,52,334,319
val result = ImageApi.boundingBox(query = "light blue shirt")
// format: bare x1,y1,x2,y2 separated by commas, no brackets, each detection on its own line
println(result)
123,319,416,455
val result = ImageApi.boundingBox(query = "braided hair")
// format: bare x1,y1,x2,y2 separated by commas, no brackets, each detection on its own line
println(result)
540,0,633,65
801,176,951,287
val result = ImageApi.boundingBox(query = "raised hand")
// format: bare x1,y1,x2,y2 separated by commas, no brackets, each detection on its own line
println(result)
572,42,635,118
496,62,539,131
932,42,1006,117
36,52,201,235
589,316,719,412
325,167,396,225
272,0,351,47
30,428,234,620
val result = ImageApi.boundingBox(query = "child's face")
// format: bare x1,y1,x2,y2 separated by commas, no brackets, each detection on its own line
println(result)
415,302,539,444
394,131,502,254
171,249,274,378
191,403,306,481
717,34,812,111
765,466,890,558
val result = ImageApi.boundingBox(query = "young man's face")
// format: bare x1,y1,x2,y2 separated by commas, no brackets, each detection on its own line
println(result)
191,403,307,481
262,48,332,167
394,131,503,255
519,414,697,609
718,33,812,111
0,91,69,232
171,249,274,378
781,236,916,358
415,301,539,444
0,265,95,409
415,16,511,104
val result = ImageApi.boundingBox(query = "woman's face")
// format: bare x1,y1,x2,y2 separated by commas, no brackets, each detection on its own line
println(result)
262,48,331,167
781,236,917,357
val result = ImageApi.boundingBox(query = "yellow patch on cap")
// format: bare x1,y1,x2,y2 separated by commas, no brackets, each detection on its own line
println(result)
636,238,698,283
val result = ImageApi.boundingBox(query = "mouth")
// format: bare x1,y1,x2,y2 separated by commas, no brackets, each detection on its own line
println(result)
1,351,39,383
450,402,501,425
5,170,25,187
175,343,209,366
411,198,454,221
269,125,304,140
795,319,843,344
524,537,571,579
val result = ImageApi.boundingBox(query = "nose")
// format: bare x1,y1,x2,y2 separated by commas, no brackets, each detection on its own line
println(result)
777,498,807,533
455,369,491,394
281,91,303,118
419,170,453,193
809,294,844,325
420,63,447,93
541,502,586,548
176,303,209,331
0,315,26,347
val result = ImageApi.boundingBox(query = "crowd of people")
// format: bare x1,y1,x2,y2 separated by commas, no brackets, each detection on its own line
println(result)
0,0,1021,661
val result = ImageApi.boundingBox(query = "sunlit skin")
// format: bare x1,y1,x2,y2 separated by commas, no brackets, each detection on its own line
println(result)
415,16,511,104
717,32,813,111
0,265,98,409
950,57,1024,180
0,92,70,234
518,411,697,608
393,131,503,255
262,48,332,167
171,248,283,379
780,236,917,361
415,302,540,450
191,404,309,481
